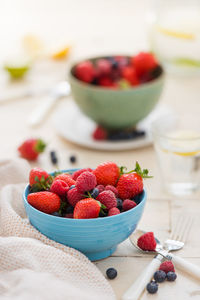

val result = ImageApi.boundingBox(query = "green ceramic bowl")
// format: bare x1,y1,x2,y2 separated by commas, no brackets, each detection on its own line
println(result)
69,56,165,130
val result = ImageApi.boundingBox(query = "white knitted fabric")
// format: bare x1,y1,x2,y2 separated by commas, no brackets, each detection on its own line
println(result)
0,158,116,300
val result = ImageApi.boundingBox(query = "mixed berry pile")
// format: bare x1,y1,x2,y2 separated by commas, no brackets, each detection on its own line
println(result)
137,232,177,294
73,52,162,89
27,161,151,219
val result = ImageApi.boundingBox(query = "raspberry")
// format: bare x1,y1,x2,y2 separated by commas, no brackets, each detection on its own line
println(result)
75,61,95,83
96,190,117,210
108,207,120,216
67,187,83,207
50,179,69,197
105,185,119,197
97,77,118,88
137,232,157,251
159,261,175,274
96,59,112,76
122,199,137,211
96,185,105,193
55,174,75,187
92,126,107,140
76,171,97,193
72,168,93,180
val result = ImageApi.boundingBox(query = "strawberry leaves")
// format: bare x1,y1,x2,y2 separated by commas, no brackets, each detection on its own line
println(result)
30,175,53,192
120,161,153,179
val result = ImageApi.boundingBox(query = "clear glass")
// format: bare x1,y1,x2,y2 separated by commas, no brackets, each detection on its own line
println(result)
147,0,200,75
152,115,200,195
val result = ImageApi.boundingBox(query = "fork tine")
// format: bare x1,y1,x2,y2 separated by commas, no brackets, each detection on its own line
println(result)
181,216,193,243
170,215,183,240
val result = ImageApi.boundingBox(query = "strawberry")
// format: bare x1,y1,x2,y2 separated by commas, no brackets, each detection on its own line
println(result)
29,167,50,187
159,261,175,274
121,66,139,86
50,179,69,197
18,138,46,161
76,171,97,192
27,191,61,214
122,199,137,211
117,162,151,199
54,174,75,187
96,190,117,210
92,126,107,140
73,198,100,219
93,162,120,186
131,52,158,76
72,168,93,180
137,232,157,251
75,61,95,83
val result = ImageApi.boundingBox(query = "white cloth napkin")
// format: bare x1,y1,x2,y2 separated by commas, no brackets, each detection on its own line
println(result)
0,158,116,300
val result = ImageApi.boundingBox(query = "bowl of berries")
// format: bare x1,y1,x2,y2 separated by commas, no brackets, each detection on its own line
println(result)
69,52,164,130
23,161,151,261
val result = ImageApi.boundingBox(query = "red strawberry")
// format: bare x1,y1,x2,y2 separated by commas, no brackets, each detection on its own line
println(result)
93,162,120,186
27,191,61,214
67,187,83,207
131,52,158,76
55,174,75,187
137,232,157,251
159,261,175,274
76,171,97,193
92,126,107,140
105,185,119,197
117,173,143,199
96,185,105,193
74,198,100,219
18,138,46,161
108,207,120,216
121,66,139,86
50,180,69,197
75,61,95,83
72,168,93,180
29,167,50,186
96,190,117,210
122,199,137,211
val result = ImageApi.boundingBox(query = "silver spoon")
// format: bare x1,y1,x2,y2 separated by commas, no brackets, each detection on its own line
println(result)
28,81,71,127
122,229,200,300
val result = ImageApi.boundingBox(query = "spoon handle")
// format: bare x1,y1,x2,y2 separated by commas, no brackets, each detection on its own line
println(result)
169,253,200,280
122,254,164,300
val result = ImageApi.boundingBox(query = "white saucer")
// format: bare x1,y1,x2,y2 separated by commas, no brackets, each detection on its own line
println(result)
53,100,171,151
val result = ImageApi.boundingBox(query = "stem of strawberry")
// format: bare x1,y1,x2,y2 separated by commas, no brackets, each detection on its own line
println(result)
120,161,153,178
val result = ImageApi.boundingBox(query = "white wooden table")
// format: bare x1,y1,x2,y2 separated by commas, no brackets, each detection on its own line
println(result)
0,1,200,299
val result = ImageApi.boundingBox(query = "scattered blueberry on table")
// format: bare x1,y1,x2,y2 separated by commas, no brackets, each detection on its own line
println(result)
106,268,117,279
69,155,77,163
153,270,166,283
50,151,58,165
167,271,177,282
146,281,158,294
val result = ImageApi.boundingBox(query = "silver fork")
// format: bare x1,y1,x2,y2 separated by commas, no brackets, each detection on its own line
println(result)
123,215,200,300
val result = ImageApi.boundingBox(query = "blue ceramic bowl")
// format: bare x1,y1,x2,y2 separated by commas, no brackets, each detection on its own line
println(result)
23,169,146,261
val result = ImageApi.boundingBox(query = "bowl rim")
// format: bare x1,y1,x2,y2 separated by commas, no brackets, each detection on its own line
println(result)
69,55,165,92
23,168,147,223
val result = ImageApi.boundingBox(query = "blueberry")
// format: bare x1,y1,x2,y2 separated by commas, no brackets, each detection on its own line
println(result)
50,151,58,165
66,206,74,214
99,210,107,217
132,191,144,204
154,270,166,283
69,155,77,163
146,281,158,294
52,212,61,217
106,268,117,279
69,185,75,190
91,188,99,199
167,272,177,282
116,198,123,211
